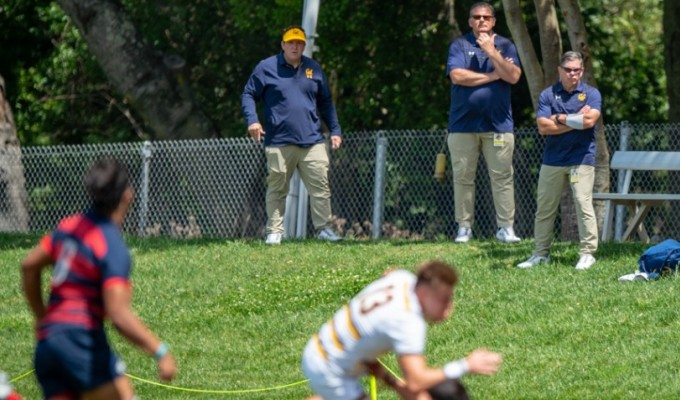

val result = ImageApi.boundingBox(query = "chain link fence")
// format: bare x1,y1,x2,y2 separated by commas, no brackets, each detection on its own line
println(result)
5,122,680,241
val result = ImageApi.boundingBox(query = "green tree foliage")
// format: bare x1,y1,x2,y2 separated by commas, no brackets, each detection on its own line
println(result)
0,0,52,101
4,2,144,144
317,1,453,130
0,0,668,145
584,0,666,123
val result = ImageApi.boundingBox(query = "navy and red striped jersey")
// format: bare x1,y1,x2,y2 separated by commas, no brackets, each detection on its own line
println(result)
37,209,131,339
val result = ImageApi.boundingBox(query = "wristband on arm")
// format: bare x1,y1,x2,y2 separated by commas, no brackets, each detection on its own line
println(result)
154,342,169,361
443,359,469,379
565,113,585,129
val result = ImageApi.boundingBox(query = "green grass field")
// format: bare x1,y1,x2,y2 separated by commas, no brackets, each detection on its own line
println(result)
2,233,680,399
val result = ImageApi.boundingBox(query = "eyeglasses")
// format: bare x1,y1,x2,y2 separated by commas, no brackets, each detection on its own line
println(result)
560,66,583,74
471,15,494,21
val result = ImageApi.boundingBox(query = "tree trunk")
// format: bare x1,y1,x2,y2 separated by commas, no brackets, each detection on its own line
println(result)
445,0,462,39
56,0,218,140
503,0,603,242
665,0,680,237
0,75,29,232
534,0,562,84
501,0,546,109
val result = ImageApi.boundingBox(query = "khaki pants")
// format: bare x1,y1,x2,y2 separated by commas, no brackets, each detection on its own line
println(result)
447,132,515,229
265,144,332,234
532,165,598,257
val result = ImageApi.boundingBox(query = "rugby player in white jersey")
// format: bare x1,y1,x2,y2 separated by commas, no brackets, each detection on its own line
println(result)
302,260,502,399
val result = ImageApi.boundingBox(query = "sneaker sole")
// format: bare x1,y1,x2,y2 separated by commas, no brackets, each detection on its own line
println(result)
516,259,549,268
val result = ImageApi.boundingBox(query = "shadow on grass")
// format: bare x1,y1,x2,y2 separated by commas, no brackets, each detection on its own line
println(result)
472,239,652,270
3,231,656,261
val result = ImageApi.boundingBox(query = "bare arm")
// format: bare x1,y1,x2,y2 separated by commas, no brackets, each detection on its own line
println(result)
104,284,178,381
488,54,521,84
450,34,520,87
398,354,447,393
398,348,502,394
537,105,600,136
478,33,521,84
366,361,430,400
21,245,52,322
449,68,499,87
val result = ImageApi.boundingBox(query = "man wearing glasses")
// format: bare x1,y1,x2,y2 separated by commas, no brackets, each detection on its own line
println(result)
446,2,522,244
517,51,602,270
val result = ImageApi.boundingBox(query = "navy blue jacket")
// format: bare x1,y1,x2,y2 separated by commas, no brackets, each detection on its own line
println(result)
241,52,341,147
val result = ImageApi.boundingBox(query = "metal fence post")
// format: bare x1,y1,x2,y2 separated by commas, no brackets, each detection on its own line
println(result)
283,171,301,238
614,121,631,241
372,133,388,239
295,172,309,238
283,0,320,240
138,141,152,236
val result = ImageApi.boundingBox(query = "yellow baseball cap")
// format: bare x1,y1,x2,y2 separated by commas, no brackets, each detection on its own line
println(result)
282,26,306,43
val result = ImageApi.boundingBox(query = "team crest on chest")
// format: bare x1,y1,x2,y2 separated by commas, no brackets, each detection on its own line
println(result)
578,93,586,101
306,68,313,79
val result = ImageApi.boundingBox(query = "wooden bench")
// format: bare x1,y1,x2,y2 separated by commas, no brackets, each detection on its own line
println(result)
593,151,680,242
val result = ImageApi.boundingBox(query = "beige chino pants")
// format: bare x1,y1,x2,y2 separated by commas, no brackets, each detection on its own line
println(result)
264,143,333,235
532,164,598,257
447,132,516,229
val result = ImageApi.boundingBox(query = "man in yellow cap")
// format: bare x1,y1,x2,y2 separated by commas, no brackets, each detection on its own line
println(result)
241,25,343,245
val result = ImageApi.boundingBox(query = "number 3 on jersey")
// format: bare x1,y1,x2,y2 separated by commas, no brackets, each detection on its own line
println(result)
53,239,78,286
359,285,394,314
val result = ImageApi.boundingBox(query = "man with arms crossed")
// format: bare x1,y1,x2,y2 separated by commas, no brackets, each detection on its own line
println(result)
517,51,601,270
302,260,501,399
446,1,522,244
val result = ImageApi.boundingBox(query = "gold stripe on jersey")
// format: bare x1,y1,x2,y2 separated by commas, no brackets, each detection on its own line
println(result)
403,282,411,312
314,334,328,360
344,305,361,340
329,318,345,351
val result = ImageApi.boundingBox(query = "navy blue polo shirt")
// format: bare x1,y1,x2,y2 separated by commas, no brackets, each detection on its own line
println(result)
241,52,341,147
446,32,520,133
536,81,601,167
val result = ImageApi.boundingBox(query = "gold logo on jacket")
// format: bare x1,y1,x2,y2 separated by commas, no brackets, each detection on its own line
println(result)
578,93,586,101
306,68,313,79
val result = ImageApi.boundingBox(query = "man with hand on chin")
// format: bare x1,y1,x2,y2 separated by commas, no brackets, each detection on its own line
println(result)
446,2,522,245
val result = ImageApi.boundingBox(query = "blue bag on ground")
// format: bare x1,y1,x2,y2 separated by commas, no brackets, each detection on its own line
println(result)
637,239,680,278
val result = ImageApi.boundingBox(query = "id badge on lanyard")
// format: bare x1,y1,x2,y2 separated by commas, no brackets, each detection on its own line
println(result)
494,133,504,147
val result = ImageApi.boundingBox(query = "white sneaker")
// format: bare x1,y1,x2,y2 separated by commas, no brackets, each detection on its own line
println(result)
496,226,521,243
575,254,596,270
517,255,550,269
454,227,472,243
317,227,341,242
265,233,282,245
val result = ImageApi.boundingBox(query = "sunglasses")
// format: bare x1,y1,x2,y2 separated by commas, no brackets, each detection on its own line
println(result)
560,66,583,74
471,15,494,21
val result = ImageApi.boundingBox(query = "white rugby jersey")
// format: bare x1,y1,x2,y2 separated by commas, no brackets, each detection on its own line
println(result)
314,270,426,376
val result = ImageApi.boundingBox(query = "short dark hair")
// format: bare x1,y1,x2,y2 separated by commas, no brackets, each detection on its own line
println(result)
416,260,458,288
560,51,584,67
84,158,130,216
469,2,495,17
